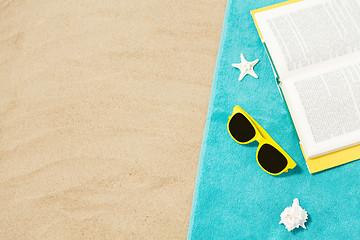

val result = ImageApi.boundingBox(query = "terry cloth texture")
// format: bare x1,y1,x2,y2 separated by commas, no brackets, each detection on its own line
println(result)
187,0,360,239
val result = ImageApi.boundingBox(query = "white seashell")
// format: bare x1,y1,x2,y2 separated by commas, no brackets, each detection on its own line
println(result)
279,198,308,231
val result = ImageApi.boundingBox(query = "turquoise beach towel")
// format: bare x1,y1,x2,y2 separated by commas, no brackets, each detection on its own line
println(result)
187,0,360,239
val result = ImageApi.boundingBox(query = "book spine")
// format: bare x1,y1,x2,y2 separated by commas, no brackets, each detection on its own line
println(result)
261,42,284,102
263,42,280,83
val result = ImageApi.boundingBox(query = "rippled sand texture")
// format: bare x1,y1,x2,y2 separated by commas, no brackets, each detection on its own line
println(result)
0,0,225,239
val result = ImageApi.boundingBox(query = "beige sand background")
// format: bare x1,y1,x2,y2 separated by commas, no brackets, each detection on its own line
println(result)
0,0,226,239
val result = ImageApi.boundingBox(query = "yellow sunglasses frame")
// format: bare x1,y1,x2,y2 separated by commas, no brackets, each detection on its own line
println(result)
227,106,297,175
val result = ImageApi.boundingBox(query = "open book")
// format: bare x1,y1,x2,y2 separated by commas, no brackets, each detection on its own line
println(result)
252,0,360,167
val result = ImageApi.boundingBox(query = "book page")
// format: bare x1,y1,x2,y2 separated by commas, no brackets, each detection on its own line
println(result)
254,0,360,79
281,60,360,158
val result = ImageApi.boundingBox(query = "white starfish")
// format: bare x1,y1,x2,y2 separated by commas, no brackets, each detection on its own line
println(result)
232,53,259,81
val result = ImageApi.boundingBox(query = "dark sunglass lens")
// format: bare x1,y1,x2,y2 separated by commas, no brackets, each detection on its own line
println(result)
229,113,256,143
257,144,288,174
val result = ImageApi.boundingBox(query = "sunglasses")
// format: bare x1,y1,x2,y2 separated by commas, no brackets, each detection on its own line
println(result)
227,106,297,175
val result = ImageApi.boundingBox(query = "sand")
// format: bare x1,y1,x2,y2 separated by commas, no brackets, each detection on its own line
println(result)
0,0,225,239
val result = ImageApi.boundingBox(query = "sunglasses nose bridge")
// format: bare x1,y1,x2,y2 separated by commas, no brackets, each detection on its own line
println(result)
256,135,266,145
